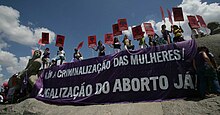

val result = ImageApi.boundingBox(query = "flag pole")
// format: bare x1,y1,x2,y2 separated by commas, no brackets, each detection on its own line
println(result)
38,44,42,50
204,27,209,35
92,49,94,57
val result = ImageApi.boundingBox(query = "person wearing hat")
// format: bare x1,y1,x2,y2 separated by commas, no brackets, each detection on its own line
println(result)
172,25,184,42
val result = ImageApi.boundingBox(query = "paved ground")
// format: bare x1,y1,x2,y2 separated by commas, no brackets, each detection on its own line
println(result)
1,96,220,115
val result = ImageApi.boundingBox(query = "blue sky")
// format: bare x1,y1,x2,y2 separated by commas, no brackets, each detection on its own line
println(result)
0,0,220,84
0,0,182,58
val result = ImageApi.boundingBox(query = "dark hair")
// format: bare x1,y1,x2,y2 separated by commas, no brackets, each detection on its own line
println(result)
197,46,208,52
173,25,178,29
161,24,166,29
98,40,102,45
74,48,78,52
114,37,119,43
59,47,63,51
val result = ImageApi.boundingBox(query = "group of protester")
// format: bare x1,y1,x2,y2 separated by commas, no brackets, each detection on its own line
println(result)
0,20,219,104
40,24,185,68
39,23,220,99
90,24,184,56
41,46,66,69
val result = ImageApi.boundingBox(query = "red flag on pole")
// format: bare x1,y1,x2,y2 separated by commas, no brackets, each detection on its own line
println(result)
118,18,128,31
187,15,200,29
132,25,144,40
77,41,84,50
160,6,165,23
38,38,45,46
55,35,65,47
88,35,97,48
167,9,173,25
104,33,114,45
172,7,184,21
42,32,49,44
196,15,207,27
143,23,155,35
112,24,122,36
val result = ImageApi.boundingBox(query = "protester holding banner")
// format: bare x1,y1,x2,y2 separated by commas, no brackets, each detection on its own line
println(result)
110,37,121,53
161,24,172,44
42,48,50,69
56,47,66,65
172,25,184,42
73,48,83,61
193,46,220,98
93,40,106,56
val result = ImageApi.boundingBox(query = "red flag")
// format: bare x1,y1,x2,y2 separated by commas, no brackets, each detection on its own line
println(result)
77,41,84,50
132,25,144,40
160,6,165,22
118,18,128,31
55,35,65,47
31,49,35,56
196,15,207,27
167,9,173,25
104,33,114,45
112,24,122,36
143,23,155,35
38,38,45,46
172,7,184,21
88,35,97,48
42,32,49,44
187,15,200,29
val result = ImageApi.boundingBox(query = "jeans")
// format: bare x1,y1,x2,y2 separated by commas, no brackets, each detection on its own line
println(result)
197,65,220,97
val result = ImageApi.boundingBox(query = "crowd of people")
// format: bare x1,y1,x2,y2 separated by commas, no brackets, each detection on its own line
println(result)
40,24,186,68
38,24,220,99
1,23,217,104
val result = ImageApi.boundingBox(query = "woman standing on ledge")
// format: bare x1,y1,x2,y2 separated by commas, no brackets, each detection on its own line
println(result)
93,40,106,56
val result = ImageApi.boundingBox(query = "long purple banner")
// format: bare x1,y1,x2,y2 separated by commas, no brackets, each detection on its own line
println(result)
35,40,197,105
